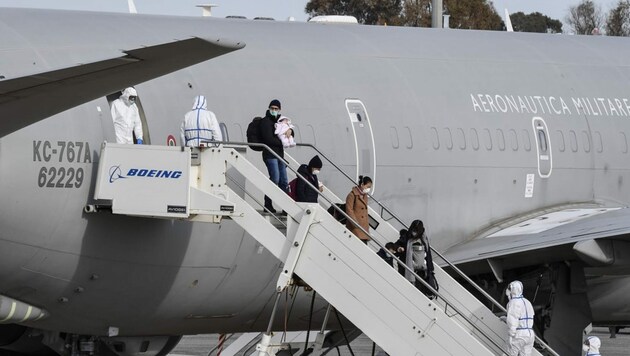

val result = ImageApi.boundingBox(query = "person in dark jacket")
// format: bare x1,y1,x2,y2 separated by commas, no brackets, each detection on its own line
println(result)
394,229,408,275
398,220,439,298
260,99,292,213
296,155,323,203
377,242,397,267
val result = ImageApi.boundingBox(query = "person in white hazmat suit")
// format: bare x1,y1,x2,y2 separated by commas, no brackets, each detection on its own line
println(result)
110,87,144,144
506,280,536,356
583,335,602,356
180,95,223,147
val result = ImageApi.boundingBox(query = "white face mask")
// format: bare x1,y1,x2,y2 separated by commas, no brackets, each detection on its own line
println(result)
312,169,320,175
582,344,589,352
363,188,371,194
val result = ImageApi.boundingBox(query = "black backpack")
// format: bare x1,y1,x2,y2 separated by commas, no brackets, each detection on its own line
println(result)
327,203,347,224
246,117,264,151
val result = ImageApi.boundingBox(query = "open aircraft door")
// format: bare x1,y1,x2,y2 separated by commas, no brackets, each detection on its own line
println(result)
345,99,376,191
533,117,552,178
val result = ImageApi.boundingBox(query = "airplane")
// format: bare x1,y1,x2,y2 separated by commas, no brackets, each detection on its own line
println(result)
2,6,630,356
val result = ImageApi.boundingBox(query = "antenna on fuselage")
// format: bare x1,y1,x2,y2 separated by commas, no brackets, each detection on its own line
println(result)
504,9,514,32
127,0,137,14
196,4,218,17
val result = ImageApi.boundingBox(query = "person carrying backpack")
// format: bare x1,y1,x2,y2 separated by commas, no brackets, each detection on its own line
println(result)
295,155,323,203
259,99,292,213
400,220,439,299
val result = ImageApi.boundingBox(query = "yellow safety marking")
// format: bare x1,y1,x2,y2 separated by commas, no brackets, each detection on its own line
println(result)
20,306,33,322
35,312,47,321
0,302,17,323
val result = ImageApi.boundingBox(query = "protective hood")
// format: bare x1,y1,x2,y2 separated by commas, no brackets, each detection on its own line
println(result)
121,87,137,105
585,336,601,353
192,95,207,110
507,280,523,299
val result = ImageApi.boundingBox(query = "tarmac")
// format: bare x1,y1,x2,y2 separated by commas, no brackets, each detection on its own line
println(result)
170,327,628,355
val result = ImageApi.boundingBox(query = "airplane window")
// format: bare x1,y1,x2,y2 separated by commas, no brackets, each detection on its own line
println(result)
509,129,518,151
569,130,578,152
390,126,399,149
457,128,466,150
582,131,591,153
537,129,548,153
556,130,565,152
496,129,506,151
405,126,413,149
356,113,362,122
483,129,493,150
443,128,453,150
470,128,480,151
219,123,229,142
620,132,628,154
594,132,603,153
521,130,531,151
430,127,440,150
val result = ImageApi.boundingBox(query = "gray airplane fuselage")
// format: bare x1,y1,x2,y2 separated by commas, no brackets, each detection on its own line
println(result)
2,8,630,338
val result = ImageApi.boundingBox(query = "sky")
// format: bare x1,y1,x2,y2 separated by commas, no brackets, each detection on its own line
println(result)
0,0,615,28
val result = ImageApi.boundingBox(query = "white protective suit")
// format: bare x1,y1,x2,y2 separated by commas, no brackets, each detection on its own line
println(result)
111,87,143,144
180,95,223,147
583,335,601,356
506,280,536,356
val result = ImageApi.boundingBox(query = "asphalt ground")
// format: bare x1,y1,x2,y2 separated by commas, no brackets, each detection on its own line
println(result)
171,327,628,355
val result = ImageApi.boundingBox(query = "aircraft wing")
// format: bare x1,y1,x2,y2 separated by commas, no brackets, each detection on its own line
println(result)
443,207,630,274
0,36,245,137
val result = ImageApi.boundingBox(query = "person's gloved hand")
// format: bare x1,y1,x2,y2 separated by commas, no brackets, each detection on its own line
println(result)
136,139,143,144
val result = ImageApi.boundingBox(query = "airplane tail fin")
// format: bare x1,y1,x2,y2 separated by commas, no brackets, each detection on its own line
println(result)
504,9,514,32
128,0,138,14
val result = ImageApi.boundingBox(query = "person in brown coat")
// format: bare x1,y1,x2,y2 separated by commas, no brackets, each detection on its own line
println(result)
345,176,373,243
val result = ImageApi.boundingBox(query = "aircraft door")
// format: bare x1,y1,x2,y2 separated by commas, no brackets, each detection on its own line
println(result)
106,89,151,144
345,99,376,191
532,117,552,178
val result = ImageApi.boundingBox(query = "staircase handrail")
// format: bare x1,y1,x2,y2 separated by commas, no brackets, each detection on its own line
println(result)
290,142,559,356
215,141,508,353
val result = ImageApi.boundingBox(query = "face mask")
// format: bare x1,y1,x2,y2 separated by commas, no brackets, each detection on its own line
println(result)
505,288,511,300
363,188,371,194
312,169,320,175
270,110,279,117
582,344,589,352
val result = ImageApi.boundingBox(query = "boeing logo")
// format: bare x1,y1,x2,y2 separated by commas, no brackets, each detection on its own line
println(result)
109,166,183,183
109,165,126,183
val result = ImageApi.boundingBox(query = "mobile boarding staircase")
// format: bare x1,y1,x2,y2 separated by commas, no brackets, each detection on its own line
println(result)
93,142,560,356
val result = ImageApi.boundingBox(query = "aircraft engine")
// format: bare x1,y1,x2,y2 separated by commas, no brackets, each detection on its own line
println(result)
0,325,182,356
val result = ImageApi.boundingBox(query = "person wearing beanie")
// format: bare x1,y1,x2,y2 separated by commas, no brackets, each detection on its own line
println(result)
295,155,323,203
259,99,292,213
